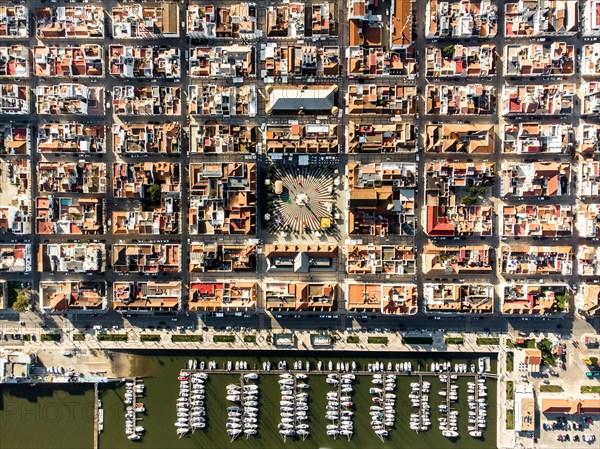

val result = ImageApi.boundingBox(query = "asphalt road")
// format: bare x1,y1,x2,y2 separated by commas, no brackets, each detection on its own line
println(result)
0,0,598,344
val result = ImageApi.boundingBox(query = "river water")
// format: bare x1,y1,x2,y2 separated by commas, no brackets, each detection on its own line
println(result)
1,350,497,449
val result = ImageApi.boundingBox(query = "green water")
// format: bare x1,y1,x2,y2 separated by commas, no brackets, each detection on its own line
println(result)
0,385,94,449
1,351,497,449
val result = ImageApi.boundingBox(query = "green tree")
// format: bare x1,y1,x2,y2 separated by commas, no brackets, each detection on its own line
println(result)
442,45,455,59
12,289,31,313
461,196,477,205
147,184,162,202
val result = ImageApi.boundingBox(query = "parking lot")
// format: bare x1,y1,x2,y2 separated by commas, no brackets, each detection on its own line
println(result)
539,415,598,448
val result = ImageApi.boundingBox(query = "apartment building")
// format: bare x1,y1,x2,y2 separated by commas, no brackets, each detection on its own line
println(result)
346,244,416,275
580,124,600,157
36,5,104,38
425,123,495,154
424,284,493,314
113,281,181,313
112,243,181,273
0,45,28,77
426,84,496,115
346,282,417,315
0,6,28,38
306,2,338,37
501,204,573,237
501,284,568,315
264,244,338,273
582,43,600,75
112,3,179,38
502,84,575,115
0,123,29,155
186,4,258,39
34,45,103,77
348,46,417,76
190,124,256,154
38,242,105,273
347,84,417,115
577,246,600,276
425,161,495,236
425,44,495,77
41,281,107,313
112,208,180,235
189,282,256,312
422,245,492,274
0,84,29,114
505,0,577,36
503,123,574,154
35,196,104,235
577,204,600,238
501,245,573,275
109,46,180,78
188,162,256,235
348,122,417,153
36,84,103,115
265,282,336,312
264,124,338,153
189,243,256,272
267,3,305,38
348,162,417,236
0,244,30,272
112,86,180,116
505,42,574,76
583,0,600,36
261,43,339,79
0,158,30,234
38,161,107,194
113,162,180,199
581,81,600,115
426,0,498,38
112,123,180,155
578,161,600,196
37,123,105,154
190,46,254,78
499,161,570,197
188,85,256,116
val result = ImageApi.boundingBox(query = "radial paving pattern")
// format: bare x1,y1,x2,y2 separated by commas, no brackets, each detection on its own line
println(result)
268,165,336,235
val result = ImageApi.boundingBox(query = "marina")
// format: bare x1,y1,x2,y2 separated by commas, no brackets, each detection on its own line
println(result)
278,369,310,441
1,351,497,449
124,379,145,441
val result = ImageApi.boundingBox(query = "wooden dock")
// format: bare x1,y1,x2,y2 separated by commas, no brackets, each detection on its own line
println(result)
93,383,99,449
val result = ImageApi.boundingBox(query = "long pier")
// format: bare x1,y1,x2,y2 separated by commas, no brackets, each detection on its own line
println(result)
93,384,99,449
182,367,494,377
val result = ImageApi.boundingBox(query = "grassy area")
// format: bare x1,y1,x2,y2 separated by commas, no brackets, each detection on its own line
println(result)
41,333,61,342
556,293,569,312
506,380,514,401
97,333,128,342
213,335,236,343
506,340,516,349
540,385,563,393
72,333,85,341
506,409,514,430
140,334,161,342
243,335,256,343
445,337,464,345
581,386,600,394
346,336,360,344
506,351,514,372
476,337,500,345
367,336,389,345
537,339,556,366
171,335,203,343
402,336,433,345
22,334,31,342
